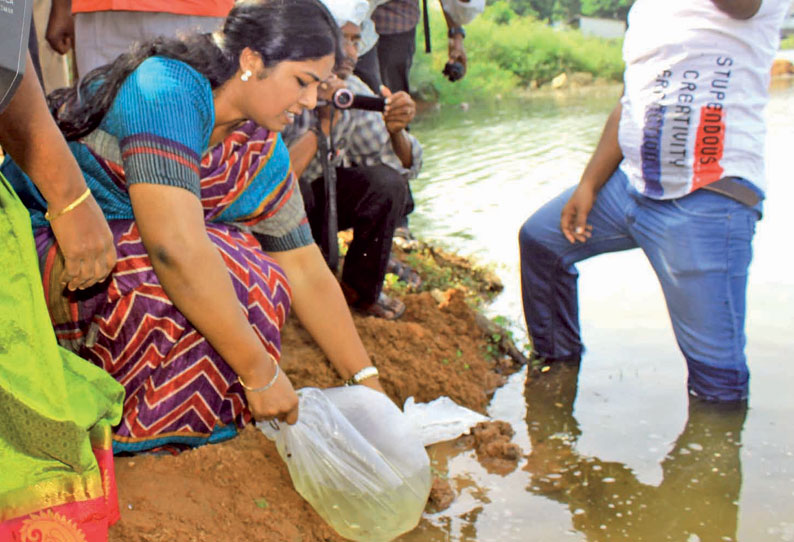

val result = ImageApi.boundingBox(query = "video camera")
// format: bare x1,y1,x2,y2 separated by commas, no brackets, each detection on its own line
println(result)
330,88,386,112
442,61,465,82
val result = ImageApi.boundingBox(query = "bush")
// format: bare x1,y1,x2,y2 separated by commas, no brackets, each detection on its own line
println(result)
485,0,518,25
410,3,624,104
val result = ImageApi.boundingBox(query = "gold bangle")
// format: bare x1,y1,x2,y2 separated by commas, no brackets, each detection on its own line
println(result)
45,187,92,221
238,363,280,393
345,366,379,386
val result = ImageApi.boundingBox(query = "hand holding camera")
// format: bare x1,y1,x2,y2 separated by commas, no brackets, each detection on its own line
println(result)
444,28,468,82
380,85,416,135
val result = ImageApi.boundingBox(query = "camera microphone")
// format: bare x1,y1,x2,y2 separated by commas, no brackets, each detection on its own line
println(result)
331,88,386,112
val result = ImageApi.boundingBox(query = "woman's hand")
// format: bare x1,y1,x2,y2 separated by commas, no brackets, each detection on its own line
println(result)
49,194,117,290
359,376,386,394
242,364,300,425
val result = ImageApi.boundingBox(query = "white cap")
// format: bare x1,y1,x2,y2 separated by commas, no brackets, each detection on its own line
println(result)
318,0,369,27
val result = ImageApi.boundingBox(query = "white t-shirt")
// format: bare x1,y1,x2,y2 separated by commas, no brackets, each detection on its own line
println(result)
360,0,391,55
618,0,789,198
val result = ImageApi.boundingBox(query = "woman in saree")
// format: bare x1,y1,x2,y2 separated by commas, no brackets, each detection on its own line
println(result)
0,53,123,539
4,0,383,454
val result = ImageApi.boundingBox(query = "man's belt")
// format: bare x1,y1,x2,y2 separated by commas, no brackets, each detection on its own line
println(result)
701,177,761,207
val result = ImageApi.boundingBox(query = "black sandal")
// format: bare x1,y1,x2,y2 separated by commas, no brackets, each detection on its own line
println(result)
393,226,419,251
386,257,422,289
357,292,406,320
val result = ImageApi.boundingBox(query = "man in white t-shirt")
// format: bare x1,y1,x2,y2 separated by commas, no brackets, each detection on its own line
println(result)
518,0,789,402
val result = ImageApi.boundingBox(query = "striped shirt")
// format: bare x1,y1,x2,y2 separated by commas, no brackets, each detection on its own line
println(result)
282,74,423,184
372,0,419,34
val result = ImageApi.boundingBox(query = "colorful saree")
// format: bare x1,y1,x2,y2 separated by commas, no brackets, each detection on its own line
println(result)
29,121,303,453
0,173,125,541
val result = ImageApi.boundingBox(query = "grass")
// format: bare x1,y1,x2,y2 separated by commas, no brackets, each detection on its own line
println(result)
383,240,503,307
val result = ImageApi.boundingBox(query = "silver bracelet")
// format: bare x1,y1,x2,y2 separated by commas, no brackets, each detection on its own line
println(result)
345,366,379,386
238,362,280,393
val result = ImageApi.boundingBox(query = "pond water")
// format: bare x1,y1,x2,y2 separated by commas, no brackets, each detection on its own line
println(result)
398,79,794,542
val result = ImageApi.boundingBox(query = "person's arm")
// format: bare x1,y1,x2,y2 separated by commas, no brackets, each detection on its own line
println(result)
268,244,384,392
441,5,467,79
127,183,300,423
711,0,761,19
289,130,321,179
560,100,623,244
46,0,75,54
380,86,415,168
0,55,115,290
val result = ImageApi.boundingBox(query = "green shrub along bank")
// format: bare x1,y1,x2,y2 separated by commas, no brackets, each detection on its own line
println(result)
409,2,625,104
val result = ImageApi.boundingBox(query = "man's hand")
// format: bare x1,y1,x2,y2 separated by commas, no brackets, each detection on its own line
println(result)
560,184,596,244
46,0,75,54
381,86,416,134
317,75,346,135
448,34,467,79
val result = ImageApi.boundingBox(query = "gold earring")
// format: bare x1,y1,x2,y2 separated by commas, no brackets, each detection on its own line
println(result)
241,69,252,82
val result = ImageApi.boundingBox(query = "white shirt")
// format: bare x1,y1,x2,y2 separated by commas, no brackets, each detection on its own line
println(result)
618,0,789,198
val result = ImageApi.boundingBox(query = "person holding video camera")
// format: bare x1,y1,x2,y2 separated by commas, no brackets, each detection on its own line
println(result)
356,0,469,94
284,0,423,320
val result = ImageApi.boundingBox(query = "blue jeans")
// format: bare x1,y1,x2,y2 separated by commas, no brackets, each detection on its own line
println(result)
519,169,760,402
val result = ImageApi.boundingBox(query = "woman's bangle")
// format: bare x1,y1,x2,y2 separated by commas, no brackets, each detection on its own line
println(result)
238,363,280,393
345,366,379,386
45,187,92,221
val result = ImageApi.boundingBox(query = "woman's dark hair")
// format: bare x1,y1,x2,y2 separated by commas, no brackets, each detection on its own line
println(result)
50,0,343,140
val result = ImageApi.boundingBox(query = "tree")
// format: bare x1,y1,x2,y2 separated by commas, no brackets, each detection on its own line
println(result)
580,0,634,20
529,0,556,21
556,0,582,22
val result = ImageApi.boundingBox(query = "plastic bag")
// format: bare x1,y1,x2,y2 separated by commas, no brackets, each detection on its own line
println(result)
403,396,489,446
261,386,431,542
440,0,485,26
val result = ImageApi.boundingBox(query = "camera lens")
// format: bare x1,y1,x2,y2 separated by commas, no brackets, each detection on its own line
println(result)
442,61,464,82
333,88,354,108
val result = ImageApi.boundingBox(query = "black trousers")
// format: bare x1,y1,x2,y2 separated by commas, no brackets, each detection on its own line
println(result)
301,165,409,306
354,47,383,95
375,28,416,95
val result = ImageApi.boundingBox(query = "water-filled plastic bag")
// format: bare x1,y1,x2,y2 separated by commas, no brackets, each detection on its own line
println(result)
261,386,431,541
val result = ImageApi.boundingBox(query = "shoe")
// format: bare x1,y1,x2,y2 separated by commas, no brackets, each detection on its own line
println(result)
386,257,422,289
393,226,419,252
356,292,406,320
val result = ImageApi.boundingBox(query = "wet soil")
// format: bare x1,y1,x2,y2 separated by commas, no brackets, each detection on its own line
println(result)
109,282,524,542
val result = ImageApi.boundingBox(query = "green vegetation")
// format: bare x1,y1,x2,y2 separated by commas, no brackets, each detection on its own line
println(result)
497,0,634,22
383,241,503,307
410,3,624,104
781,34,794,50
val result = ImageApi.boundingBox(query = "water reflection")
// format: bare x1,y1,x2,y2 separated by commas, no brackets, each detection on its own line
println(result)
525,362,747,541
405,80,794,542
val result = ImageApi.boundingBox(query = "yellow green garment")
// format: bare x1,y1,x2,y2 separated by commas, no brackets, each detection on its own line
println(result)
0,172,124,541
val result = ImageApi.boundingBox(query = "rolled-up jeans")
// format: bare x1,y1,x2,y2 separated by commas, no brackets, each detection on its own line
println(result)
518,168,761,402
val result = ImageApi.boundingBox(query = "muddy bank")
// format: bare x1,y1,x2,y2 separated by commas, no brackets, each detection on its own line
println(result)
109,247,524,542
